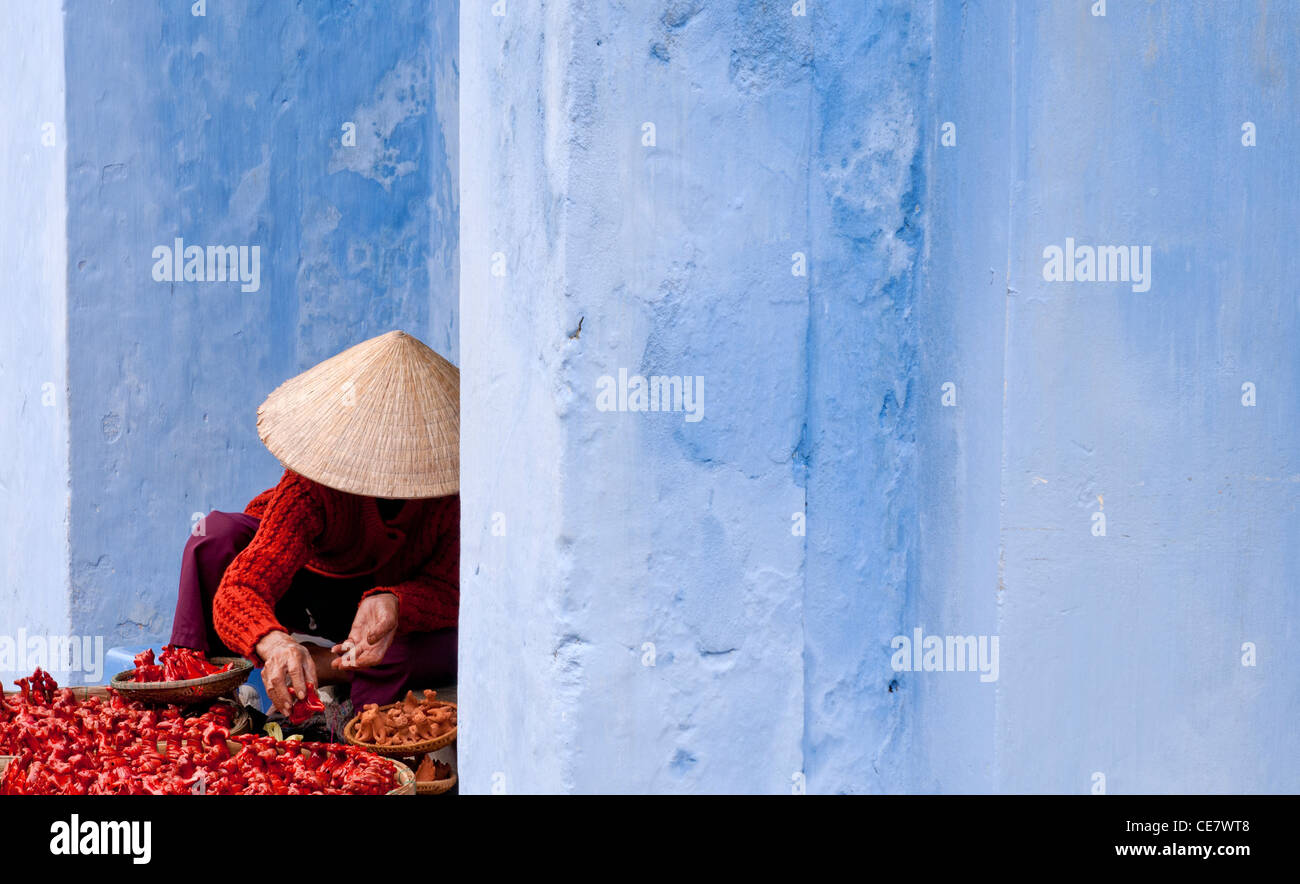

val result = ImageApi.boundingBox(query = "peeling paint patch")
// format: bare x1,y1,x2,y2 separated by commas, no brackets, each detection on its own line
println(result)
228,146,270,225
328,50,430,191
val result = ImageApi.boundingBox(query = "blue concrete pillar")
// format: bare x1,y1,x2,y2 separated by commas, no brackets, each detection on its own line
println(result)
460,0,932,793
801,1,934,794
461,0,1300,794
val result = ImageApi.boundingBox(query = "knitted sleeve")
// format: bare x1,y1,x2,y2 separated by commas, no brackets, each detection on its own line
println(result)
362,495,459,634
242,486,276,518
213,471,327,663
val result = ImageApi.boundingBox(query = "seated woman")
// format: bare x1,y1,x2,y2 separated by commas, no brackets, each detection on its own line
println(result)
167,330,460,716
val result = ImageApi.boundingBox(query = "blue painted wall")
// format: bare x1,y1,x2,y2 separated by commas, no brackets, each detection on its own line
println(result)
988,0,1300,793
802,0,933,794
0,3,71,682
60,0,458,648
912,0,1013,793
921,0,1300,794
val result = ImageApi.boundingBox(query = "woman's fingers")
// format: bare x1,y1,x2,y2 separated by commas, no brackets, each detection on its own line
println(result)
301,650,319,694
262,643,320,715
333,634,390,670
335,642,371,669
284,647,318,702
332,610,396,671
285,657,305,701
263,659,289,714
352,641,385,667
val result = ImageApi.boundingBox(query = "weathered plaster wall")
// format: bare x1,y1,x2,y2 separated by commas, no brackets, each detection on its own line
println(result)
460,0,811,793
460,0,933,793
60,0,458,647
0,2,71,679
802,1,933,794
458,0,576,794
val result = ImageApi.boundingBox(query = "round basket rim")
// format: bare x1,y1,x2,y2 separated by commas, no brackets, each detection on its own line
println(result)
222,740,416,795
109,656,253,691
343,700,457,756
415,769,457,795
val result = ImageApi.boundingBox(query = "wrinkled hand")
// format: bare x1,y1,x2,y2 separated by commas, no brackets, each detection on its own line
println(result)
331,593,399,671
255,631,319,716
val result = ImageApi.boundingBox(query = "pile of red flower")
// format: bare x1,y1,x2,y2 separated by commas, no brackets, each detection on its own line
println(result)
131,645,236,682
0,669,400,795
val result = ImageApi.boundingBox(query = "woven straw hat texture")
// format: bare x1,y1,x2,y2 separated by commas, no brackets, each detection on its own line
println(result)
257,331,459,498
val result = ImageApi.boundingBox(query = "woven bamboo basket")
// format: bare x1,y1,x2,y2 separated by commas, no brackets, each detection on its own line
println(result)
109,657,252,705
222,701,253,736
343,700,457,756
67,685,114,701
388,759,417,795
217,740,415,795
415,768,457,795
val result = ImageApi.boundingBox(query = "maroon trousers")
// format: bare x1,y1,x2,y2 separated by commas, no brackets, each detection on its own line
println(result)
169,510,456,709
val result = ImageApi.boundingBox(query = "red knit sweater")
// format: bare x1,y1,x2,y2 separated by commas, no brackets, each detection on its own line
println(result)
212,470,459,663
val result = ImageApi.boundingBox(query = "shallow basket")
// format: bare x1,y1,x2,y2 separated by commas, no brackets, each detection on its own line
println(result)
415,769,457,795
343,701,457,756
162,740,415,795
233,741,414,795
389,759,417,795
110,657,252,706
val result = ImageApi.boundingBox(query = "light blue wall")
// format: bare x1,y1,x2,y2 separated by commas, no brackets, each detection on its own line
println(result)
914,0,1017,794
922,0,1300,795
0,2,71,678
59,0,459,648
459,2,574,793
988,1,1300,793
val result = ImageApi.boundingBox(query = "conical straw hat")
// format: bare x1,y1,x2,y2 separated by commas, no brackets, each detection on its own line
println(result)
257,330,459,499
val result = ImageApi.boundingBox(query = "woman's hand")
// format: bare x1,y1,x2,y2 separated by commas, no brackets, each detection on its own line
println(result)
255,631,319,716
331,593,399,671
